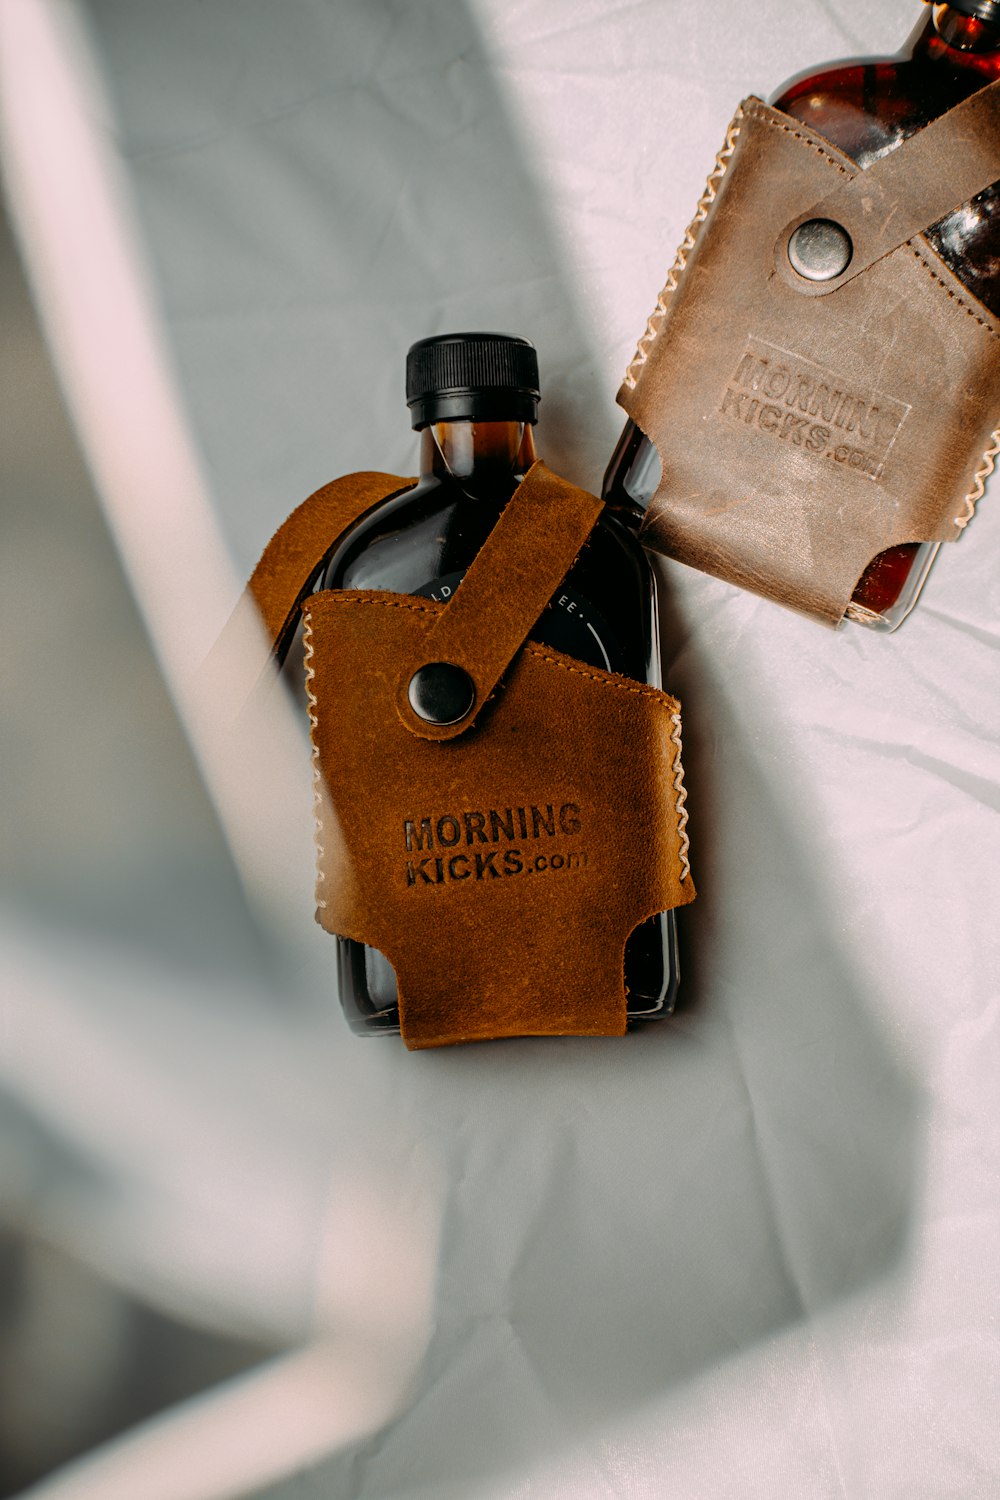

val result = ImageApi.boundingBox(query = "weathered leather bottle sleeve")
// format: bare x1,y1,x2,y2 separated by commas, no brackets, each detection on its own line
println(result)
620,85,1000,624
234,462,695,1049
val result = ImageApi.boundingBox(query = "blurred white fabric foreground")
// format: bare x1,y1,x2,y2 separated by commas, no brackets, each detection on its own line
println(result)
2,0,999,1497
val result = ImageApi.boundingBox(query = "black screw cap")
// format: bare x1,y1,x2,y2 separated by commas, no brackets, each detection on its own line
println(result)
406,333,539,430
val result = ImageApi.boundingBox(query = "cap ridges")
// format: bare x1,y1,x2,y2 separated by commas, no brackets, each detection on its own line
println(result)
406,333,540,429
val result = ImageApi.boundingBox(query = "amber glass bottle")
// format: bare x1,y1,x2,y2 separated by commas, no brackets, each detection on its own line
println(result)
322,333,679,1036
604,0,1000,629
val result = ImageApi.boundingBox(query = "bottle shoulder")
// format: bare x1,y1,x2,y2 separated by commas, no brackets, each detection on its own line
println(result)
774,59,939,158
772,31,1000,156
323,471,653,589
319,466,658,683
770,32,1000,313
322,475,491,593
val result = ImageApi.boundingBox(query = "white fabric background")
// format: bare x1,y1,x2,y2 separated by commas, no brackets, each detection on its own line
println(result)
4,0,999,1495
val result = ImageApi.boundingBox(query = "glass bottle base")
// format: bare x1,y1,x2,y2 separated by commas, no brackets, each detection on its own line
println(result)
846,541,940,631
336,910,680,1038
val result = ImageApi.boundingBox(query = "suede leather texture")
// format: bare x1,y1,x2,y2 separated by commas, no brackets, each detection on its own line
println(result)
247,470,417,655
242,469,695,1048
621,96,1000,625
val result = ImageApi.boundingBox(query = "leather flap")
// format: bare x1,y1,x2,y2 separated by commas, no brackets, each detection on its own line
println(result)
305,590,694,1048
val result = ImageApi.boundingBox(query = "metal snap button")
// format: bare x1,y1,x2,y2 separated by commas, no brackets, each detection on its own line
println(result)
787,218,853,282
407,662,475,725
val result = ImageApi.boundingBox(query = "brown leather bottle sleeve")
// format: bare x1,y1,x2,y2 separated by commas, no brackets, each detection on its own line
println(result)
777,76,1000,294
223,465,696,1047
620,97,1000,624
305,592,694,1048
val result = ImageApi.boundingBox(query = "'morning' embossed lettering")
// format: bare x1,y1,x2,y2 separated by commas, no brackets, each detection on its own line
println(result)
436,815,461,848
401,800,588,890
489,807,515,841
720,338,910,481
404,818,433,852
403,802,582,850
530,804,555,838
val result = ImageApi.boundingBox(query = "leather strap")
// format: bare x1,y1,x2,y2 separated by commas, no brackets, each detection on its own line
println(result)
776,76,1000,295
202,471,413,713
214,462,605,726
395,460,604,741
247,470,416,660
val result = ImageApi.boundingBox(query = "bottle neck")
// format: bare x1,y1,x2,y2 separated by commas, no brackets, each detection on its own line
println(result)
418,419,538,486
913,4,1000,60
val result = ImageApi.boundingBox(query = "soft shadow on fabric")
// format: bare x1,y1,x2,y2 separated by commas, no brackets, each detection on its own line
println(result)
73,2,921,1497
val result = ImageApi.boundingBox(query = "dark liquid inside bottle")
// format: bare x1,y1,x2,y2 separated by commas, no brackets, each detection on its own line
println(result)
604,2,1000,627
322,417,679,1035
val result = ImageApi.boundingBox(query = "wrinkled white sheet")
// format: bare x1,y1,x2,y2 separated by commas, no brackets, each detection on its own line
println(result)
5,0,1000,1495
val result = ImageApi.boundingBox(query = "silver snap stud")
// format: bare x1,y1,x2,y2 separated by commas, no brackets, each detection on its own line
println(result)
407,662,475,726
787,218,853,282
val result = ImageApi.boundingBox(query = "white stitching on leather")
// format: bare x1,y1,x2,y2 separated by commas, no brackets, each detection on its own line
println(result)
669,708,691,884
622,103,745,392
956,426,1000,529
302,612,327,911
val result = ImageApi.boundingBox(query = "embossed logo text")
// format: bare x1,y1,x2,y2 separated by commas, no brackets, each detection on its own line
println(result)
719,338,909,481
402,802,590,888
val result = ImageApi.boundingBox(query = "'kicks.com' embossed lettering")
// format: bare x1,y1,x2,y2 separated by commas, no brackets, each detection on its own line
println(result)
718,337,910,481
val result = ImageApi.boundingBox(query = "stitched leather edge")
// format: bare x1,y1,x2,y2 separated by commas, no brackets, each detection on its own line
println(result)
742,97,853,174
959,425,1000,529
305,591,681,705
623,98,858,397
774,78,1000,293
668,707,691,885
908,243,1000,345
904,244,1000,529
621,101,746,393
302,614,328,917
